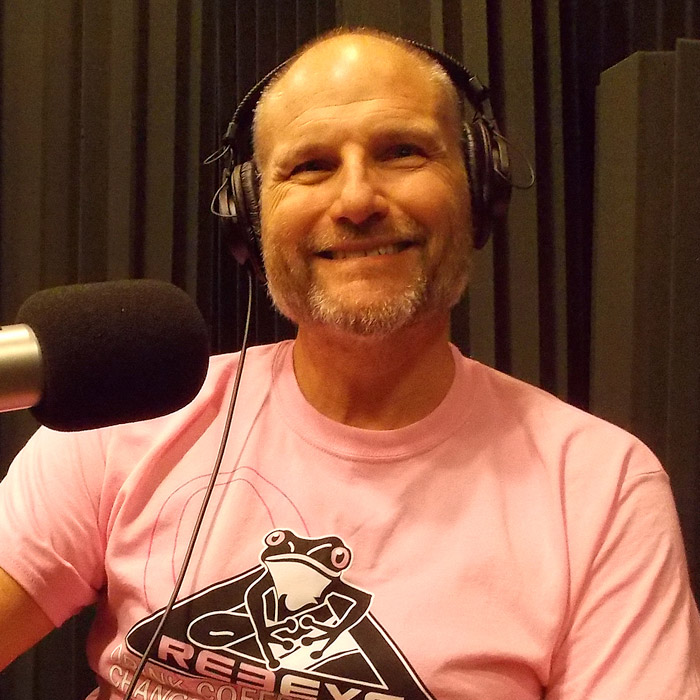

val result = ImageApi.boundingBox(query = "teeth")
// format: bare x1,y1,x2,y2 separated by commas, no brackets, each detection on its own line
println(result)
331,243,404,260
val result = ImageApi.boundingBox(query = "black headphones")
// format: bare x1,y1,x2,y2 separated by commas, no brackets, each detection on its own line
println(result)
210,40,513,279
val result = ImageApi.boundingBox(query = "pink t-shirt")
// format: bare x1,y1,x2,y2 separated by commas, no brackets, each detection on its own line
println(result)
0,340,698,699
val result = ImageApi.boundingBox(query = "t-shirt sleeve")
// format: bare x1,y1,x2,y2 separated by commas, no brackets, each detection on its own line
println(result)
0,427,108,626
547,441,700,699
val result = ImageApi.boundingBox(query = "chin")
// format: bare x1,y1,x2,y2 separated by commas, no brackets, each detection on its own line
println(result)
311,308,418,336
267,264,469,336
308,278,430,334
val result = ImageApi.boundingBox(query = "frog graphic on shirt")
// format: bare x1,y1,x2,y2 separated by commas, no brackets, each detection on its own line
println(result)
190,529,372,670
125,528,434,699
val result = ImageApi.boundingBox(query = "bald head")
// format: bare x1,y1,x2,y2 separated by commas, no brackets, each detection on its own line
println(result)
252,30,463,171
249,27,473,335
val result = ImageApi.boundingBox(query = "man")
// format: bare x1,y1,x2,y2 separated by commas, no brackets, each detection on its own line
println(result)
0,28,699,700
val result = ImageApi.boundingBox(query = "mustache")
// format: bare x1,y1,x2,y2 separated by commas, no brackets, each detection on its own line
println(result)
307,220,428,253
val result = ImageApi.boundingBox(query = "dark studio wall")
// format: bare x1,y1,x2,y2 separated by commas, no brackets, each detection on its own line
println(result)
0,1,698,697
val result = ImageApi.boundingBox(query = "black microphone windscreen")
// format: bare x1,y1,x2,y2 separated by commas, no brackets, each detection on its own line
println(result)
16,279,210,431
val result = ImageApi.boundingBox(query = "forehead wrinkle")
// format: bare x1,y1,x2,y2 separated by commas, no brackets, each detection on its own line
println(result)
264,80,442,128
258,92,450,172
253,35,458,168
266,110,446,173
287,100,440,134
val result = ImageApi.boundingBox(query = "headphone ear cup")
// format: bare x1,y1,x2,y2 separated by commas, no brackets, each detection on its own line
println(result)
224,161,264,277
462,122,486,249
463,118,512,250
235,161,261,238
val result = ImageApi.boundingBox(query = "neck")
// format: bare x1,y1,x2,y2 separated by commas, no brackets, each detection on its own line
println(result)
292,314,455,430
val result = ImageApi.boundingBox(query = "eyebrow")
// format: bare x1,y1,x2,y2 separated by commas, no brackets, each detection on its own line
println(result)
271,121,446,166
370,123,445,147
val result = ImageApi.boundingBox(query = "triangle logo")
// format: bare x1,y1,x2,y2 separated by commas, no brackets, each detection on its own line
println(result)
125,529,434,700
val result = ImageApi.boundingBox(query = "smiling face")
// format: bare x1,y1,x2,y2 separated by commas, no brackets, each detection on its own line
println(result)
254,35,472,335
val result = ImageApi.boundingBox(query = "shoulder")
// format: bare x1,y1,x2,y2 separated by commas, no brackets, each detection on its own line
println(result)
203,339,289,386
11,341,292,483
456,353,663,481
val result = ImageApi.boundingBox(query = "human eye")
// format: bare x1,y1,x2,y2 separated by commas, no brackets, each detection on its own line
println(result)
290,159,329,175
381,142,427,163
392,143,423,157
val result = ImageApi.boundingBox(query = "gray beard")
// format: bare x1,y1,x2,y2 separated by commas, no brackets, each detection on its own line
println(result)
267,260,469,337
305,274,429,336
263,222,472,337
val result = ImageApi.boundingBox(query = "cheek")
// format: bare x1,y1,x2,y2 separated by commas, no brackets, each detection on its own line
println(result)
260,186,325,253
392,167,469,225
417,188,472,268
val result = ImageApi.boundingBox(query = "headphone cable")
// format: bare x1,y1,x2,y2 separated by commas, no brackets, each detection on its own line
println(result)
122,268,254,699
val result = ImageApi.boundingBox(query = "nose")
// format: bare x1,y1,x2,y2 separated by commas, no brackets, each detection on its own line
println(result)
328,155,388,227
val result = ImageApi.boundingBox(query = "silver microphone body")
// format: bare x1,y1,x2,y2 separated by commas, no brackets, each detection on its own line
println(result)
0,324,43,413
